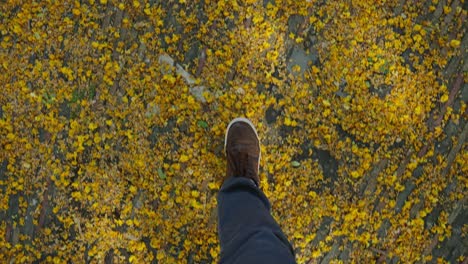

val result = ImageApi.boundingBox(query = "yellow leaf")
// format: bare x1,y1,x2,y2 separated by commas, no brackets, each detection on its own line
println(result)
415,105,422,115
72,8,81,16
6,133,15,140
179,154,189,163
208,182,218,190
443,6,451,14
71,191,82,199
150,237,159,248
312,250,321,258
440,94,448,103
311,66,320,74
350,171,360,178
93,134,101,144
44,228,52,235
156,251,165,261
88,122,98,131
210,247,218,258
126,219,133,226
449,39,460,48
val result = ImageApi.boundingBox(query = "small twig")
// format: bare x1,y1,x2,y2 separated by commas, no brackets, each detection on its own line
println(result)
38,176,52,228
196,47,207,77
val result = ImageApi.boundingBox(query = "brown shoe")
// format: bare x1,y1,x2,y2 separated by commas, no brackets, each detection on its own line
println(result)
224,118,261,186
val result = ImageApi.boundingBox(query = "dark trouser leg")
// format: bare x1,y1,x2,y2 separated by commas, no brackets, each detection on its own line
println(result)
217,177,296,264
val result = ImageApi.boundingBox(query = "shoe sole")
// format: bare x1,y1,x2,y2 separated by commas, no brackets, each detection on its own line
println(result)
224,117,261,171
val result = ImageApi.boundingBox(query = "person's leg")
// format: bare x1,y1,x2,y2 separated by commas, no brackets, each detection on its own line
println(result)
217,118,295,264
217,177,295,264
